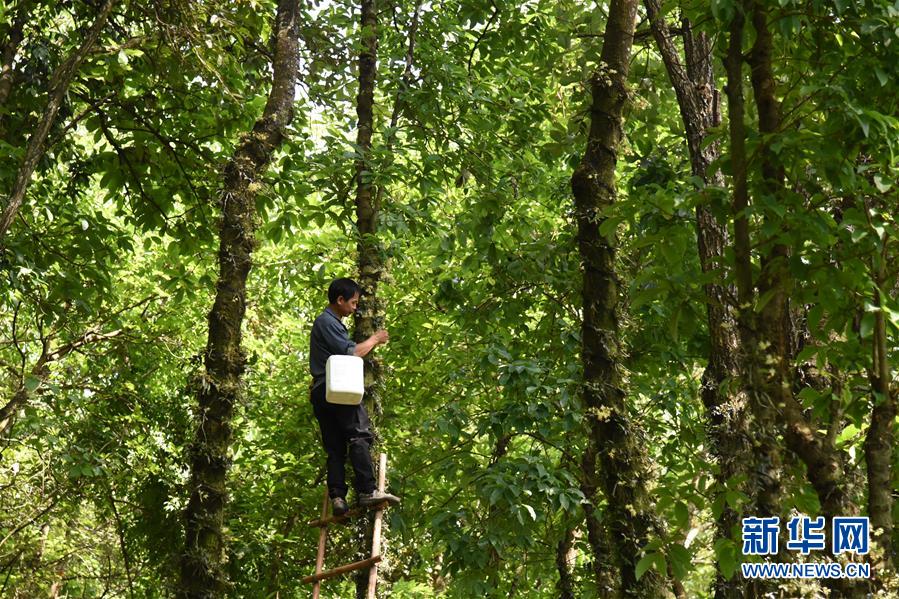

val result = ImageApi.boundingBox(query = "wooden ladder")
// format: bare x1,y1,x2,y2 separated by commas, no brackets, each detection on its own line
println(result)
302,452,390,599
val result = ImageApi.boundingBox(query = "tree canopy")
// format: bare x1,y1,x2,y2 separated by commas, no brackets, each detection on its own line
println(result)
1,0,897,597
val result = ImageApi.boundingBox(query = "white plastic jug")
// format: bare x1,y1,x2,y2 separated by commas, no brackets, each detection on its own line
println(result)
325,355,364,405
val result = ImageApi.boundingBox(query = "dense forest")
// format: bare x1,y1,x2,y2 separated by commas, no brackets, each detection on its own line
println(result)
1,0,897,597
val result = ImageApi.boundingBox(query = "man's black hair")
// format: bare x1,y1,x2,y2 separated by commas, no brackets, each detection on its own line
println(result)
328,278,363,304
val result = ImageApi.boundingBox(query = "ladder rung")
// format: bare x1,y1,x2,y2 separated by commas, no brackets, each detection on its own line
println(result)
307,501,389,528
302,555,382,584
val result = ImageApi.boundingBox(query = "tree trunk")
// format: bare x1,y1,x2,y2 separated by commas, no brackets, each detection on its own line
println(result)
579,446,619,596
745,0,855,526
742,4,862,596
351,0,383,596
0,0,118,239
571,0,667,595
352,0,384,409
724,0,785,532
644,5,750,597
349,4,422,595
864,244,895,572
723,12,788,599
177,1,300,597
555,527,576,599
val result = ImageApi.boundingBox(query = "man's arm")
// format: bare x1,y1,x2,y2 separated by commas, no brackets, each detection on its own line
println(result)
354,329,389,357
321,319,357,356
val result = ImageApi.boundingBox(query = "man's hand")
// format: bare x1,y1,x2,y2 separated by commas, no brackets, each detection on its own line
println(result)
354,329,389,358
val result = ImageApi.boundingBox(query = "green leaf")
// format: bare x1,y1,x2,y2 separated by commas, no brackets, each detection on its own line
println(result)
522,504,536,521
797,387,819,407
668,305,681,343
636,551,667,580
652,553,667,578
851,228,869,243
668,544,692,580
794,485,821,513
754,288,779,313
598,215,624,238
859,118,870,138
24,376,41,393
674,501,689,529
711,494,726,519
796,345,818,363
635,553,656,581
714,538,738,579
725,490,744,507
860,313,875,339
836,424,859,446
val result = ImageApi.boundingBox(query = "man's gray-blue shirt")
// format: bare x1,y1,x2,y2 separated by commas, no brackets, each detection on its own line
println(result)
310,307,357,390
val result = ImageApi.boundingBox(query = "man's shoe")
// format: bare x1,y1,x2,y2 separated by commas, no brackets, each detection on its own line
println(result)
358,490,401,508
331,497,348,516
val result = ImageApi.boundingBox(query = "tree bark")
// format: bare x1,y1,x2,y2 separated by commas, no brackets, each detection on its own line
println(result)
0,0,118,239
864,243,895,572
724,0,786,531
723,12,789,599
352,0,383,406
644,4,750,597
743,4,862,596
351,0,382,596
177,1,300,597
746,0,855,525
555,527,576,599
571,0,667,595
643,1,718,179
579,446,619,596
350,4,421,595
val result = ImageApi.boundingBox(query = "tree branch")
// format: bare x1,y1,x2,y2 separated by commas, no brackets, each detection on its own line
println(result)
0,0,119,240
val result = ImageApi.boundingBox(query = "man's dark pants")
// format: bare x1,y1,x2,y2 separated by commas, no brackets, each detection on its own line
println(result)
311,383,376,499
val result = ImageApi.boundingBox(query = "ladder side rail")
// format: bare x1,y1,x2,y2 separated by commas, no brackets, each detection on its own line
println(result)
312,487,330,599
366,452,388,599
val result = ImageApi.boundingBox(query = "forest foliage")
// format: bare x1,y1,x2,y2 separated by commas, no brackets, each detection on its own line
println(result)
1,0,898,597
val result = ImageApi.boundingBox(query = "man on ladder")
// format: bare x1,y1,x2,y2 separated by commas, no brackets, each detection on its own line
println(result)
309,277,401,516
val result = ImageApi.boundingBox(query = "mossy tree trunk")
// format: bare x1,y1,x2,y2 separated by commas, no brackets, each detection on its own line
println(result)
729,3,864,597
353,0,384,405
723,13,788,599
351,0,383,596
745,0,856,535
350,4,421,596
570,0,668,595
644,4,750,596
178,1,300,596
864,244,896,574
